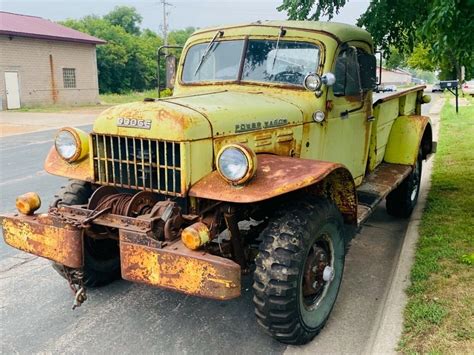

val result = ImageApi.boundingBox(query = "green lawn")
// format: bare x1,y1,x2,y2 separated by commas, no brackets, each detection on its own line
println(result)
9,89,171,112
399,98,474,353
99,89,171,105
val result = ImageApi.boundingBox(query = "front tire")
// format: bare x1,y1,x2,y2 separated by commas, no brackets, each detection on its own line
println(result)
253,197,346,345
51,180,121,287
386,149,422,218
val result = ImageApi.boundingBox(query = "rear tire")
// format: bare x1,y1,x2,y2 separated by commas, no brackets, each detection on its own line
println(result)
51,180,121,287
386,149,422,218
253,197,346,345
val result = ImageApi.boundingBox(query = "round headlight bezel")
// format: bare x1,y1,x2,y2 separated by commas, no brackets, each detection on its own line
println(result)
303,73,322,92
216,144,257,185
54,127,84,163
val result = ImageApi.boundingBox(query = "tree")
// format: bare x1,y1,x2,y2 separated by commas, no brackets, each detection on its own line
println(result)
104,6,143,35
406,44,436,72
385,47,406,70
60,9,195,93
277,0,474,80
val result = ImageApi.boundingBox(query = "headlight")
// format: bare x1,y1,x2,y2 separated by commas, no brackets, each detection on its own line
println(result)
216,144,257,185
54,127,89,162
303,73,322,92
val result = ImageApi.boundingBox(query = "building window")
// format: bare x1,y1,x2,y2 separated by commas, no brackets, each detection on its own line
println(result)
63,68,76,88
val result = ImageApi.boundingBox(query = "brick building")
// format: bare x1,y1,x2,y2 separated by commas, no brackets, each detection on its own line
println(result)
0,11,105,109
377,67,413,86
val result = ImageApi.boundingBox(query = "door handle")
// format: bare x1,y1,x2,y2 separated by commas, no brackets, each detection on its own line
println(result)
367,115,375,122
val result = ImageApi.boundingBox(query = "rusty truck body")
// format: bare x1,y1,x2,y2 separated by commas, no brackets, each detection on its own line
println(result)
1,21,435,344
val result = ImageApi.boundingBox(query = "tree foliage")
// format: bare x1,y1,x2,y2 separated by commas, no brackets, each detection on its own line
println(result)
61,7,194,93
278,0,474,80
104,6,143,35
385,47,406,70
407,44,436,72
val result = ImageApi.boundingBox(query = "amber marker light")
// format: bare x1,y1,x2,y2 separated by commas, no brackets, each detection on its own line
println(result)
16,192,41,215
182,222,211,250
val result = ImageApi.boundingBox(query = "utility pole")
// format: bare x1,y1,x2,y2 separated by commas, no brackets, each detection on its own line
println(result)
160,0,171,53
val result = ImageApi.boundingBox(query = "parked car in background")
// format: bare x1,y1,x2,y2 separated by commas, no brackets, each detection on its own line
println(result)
432,83,443,92
375,84,397,93
462,80,474,96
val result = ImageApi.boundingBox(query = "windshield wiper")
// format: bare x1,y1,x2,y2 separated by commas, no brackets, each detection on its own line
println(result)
194,30,224,76
271,27,287,70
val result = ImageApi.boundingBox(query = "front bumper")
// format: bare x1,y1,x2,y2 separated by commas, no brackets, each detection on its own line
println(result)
1,210,241,300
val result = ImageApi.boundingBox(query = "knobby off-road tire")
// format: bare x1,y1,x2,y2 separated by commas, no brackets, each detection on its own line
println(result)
51,180,121,287
386,149,423,218
253,197,346,345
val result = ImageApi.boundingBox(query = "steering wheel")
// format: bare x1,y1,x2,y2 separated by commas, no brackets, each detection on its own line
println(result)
273,71,305,85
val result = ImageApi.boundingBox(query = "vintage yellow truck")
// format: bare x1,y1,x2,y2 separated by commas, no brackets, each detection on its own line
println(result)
1,21,434,344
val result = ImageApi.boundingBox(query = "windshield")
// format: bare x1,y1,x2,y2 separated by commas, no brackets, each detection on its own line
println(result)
182,39,320,86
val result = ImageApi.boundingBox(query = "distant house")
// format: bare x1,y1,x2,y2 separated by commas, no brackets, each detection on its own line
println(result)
377,67,412,86
0,11,105,109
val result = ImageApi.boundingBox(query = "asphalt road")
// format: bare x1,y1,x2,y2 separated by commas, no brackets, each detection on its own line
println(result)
0,96,435,354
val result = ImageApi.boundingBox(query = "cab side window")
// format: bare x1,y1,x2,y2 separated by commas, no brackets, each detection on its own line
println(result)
333,47,377,97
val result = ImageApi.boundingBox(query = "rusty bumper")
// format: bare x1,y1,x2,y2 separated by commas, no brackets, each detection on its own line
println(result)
1,210,241,300
1,213,83,268
120,230,241,300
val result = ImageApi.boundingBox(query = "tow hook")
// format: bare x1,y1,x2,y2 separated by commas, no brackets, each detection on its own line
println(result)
62,266,87,310
72,287,87,310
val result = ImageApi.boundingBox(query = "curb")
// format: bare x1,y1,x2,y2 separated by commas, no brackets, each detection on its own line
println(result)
365,98,443,354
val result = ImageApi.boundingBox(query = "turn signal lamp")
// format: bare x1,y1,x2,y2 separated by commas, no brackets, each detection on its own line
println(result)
16,192,41,215
182,222,210,250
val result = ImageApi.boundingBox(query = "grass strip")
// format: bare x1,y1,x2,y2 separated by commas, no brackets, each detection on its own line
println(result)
399,97,474,353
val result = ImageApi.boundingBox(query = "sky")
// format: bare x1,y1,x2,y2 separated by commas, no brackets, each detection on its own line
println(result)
1,0,370,33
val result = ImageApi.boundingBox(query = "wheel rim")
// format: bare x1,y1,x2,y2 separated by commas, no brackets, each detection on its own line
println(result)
298,222,344,329
302,234,334,310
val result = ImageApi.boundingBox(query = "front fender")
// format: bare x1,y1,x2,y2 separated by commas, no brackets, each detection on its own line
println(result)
44,146,93,181
189,154,357,224
384,115,432,165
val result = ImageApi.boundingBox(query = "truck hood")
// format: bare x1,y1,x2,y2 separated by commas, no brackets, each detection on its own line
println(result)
93,91,304,141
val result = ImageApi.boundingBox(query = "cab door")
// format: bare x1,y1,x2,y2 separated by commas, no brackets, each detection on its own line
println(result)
321,45,376,185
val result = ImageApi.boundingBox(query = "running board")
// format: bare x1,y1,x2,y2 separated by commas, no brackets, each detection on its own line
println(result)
356,163,412,226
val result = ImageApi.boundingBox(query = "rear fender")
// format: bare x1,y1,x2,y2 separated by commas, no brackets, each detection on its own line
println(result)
384,115,434,165
189,154,357,224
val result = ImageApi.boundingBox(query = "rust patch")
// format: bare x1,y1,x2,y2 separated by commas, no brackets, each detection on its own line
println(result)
1,213,83,268
373,85,426,107
307,168,358,224
189,154,345,203
49,54,58,104
44,147,93,181
120,230,241,300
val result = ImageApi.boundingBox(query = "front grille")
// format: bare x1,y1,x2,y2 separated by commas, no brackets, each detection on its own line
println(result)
91,134,182,196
